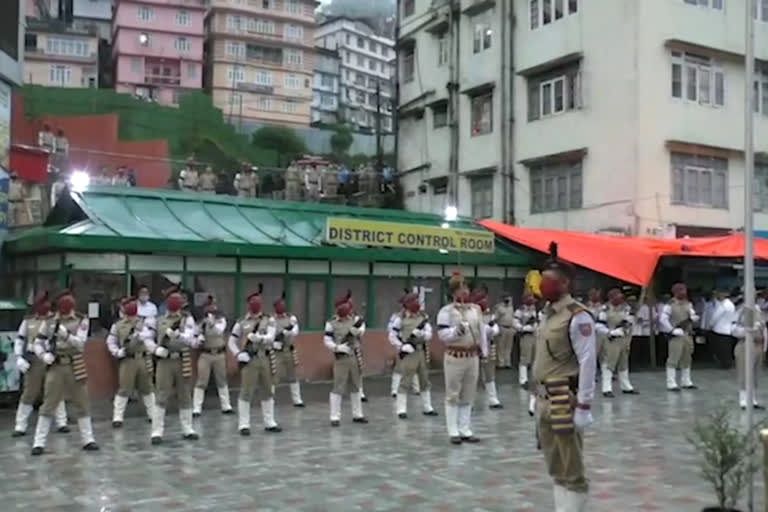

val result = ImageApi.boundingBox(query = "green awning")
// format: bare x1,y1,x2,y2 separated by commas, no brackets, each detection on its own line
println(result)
4,187,529,266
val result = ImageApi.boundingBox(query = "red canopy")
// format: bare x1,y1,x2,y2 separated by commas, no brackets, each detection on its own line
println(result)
479,220,768,286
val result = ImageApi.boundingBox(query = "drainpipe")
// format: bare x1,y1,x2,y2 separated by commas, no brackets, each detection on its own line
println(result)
448,0,460,212
499,0,510,223
395,0,401,180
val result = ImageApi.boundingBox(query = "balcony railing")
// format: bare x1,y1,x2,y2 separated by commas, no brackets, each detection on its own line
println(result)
145,73,181,86
25,47,98,62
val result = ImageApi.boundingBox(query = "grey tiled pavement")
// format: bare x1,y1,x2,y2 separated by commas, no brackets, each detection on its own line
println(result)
0,369,765,511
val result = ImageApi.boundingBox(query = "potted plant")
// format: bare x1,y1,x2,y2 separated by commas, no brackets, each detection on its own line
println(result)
686,405,762,512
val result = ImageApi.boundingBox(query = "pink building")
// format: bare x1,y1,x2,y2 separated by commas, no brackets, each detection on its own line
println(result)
112,0,205,106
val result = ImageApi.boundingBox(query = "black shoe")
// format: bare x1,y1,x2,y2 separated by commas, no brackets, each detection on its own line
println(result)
146,417,152,423
239,428,251,437
450,436,463,445
330,420,340,427
265,426,282,433
352,417,368,424
391,393,397,398
361,396,368,403
293,403,305,408
57,425,70,434
192,412,201,418
528,409,534,418
12,430,25,438
603,392,615,398
397,413,407,420
622,389,639,395
683,385,698,390
222,409,235,415
423,410,438,417
31,446,44,456
151,436,163,445
112,421,123,429
490,403,504,410
668,387,681,393
755,404,766,410
461,436,480,443
82,442,99,451
183,433,199,441
520,382,529,391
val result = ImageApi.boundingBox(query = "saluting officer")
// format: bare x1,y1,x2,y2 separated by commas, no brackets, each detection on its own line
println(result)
108,296,155,427
228,289,282,435
12,291,69,437
474,288,503,409
271,293,304,407
31,290,98,455
512,292,538,389
193,299,234,417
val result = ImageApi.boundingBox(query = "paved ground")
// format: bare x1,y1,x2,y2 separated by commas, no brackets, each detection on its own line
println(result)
0,368,764,511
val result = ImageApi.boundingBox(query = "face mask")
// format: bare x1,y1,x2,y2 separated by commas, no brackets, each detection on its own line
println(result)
539,277,562,302
274,301,286,315
58,296,75,315
35,301,50,316
455,288,469,303
610,296,624,307
336,303,352,317
248,297,262,315
523,297,535,307
405,300,420,314
124,302,138,316
167,293,183,312
138,293,149,303
477,299,489,311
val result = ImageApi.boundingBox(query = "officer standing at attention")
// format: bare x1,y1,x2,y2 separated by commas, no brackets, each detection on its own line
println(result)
192,299,234,417
512,292,538,390
12,291,69,437
437,272,487,445
271,293,304,407
598,289,638,397
178,157,200,192
145,288,199,444
732,300,765,409
533,243,596,511
107,297,155,427
228,289,282,435
324,293,368,426
389,292,437,419
493,292,516,369
199,166,218,194
30,290,98,455
659,283,700,391
474,288,503,410
586,288,606,380
389,291,420,398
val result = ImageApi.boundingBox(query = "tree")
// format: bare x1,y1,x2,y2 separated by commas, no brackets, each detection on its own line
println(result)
251,125,307,167
330,125,354,158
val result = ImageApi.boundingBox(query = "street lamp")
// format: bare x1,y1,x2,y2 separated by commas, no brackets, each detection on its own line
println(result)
139,32,149,46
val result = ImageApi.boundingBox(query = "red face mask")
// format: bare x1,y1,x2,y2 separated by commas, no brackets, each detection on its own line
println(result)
477,298,489,311
454,288,469,303
523,296,536,307
336,302,352,317
610,295,624,307
248,297,262,315
539,277,563,302
405,299,420,314
58,296,75,315
274,301,286,315
124,301,138,316
167,293,183,312
35,301,50,316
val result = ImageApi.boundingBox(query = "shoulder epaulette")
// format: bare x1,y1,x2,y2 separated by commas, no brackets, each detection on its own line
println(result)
566,303,592,318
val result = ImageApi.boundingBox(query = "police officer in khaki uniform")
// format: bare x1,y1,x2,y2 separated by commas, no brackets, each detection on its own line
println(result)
587,288,606,382
199,166,218,194
534,245,596,511
436,272,487,445
107,297,155,427
659,283,700,391
178,157,200,192
31,290,98,455
324,293,368,426
271,294,304,407
234,164,257,198
12,292,69,437
228,290,282,435
732,302,765,409
192,300,234,417
389,292,436,419
145,289,199,444
474,289,502,409
389,292,420,398
493,293,516,369
597,289,638,398
512,292,538,389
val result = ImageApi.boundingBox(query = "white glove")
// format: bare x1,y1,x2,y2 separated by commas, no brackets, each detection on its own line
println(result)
16,357,30,374
273,341,283,351
349,326,361,337
165,328,177,338
237,351,251,363
247,332,260,343
400,343,415,354
154,346,169,358
42,352,56,365
116,348,126,359
523,325,535,333
411,329,423,339
671,328,685,337
283,328,293,337
58,324,69,339
609,328,625,337
335,344,352,355
573,408,594,431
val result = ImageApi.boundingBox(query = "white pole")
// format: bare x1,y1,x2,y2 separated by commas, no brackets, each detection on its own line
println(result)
744,1,756,510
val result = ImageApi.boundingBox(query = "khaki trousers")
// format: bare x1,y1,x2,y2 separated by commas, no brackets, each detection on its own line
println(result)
20,356,46,405
498,327,515,367
537,396,588,493
118,356,153,397
155,359,192,409
519,333,535,366
667,335,694,369
239,356,273,403
274,350,297,384
40,363,89,418
332,355,361,394
479,356,496,384
603,336,630,373
596,333,607,366
443,354,479,406
196,352,227,389
735,340,764,390
398,351,430,393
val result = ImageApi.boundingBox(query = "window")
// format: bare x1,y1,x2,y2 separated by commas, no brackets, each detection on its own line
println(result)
369,41,377,53
433,102,448,128
368,93,376,105
254,69,272,85
470,92,493,136
345,51,350,62
252,18,276,34
471,177,494,219
228,65,245,84
174,37,190,52
356,90,365,104
255,96,272,111
367,76,376,88
137,5,153,21
321,94,334,106
283,101,298,114
230,92,243,107
228,15,243,32
262,0,270,8
529,160,583,213
285,73,301,89
49,64,71,86
670,51,725,107
357,37,364,48
473,22,492,54
685,0,724,9
131,57,141,72
755,164,768,210
175,10,190,26
670,152,728,208
403,46,414,83
756,0,768,21
285,24,303,40
46,38,89,57
755,68,768,115
285,49,302,67
404,0,415,17
381,61,387,73
531,0,577,29
226,41,245,58
87,76,96,88
346,34,351,45
368,59,376,71
438,34,449,66
286,0,301,14
187,63,197,78
357,55,365,67
527,62,581,121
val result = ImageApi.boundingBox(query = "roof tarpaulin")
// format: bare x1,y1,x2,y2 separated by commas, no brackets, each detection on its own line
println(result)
479,220,768,286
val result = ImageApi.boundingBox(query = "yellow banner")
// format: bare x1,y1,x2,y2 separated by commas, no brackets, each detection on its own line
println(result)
325,217,495,254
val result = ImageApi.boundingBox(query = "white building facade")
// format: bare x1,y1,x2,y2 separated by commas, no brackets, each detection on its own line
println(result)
398,0,768,236
315,17,396,133
311,46,340,125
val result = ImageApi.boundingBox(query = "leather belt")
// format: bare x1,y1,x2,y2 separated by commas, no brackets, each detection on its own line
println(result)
446,347,479,358
202,348,225,355
168,352,182,360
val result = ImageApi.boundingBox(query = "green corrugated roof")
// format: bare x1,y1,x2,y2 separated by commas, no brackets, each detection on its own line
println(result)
4,187,529,266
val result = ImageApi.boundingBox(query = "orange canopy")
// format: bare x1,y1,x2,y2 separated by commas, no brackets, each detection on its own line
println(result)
479,220,768,286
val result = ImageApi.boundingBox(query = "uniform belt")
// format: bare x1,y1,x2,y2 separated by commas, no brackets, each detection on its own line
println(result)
202,347,225,355
56,356,72,364
168,352,182,360
535,377,579,399
446,347,479,358
500,325,514,329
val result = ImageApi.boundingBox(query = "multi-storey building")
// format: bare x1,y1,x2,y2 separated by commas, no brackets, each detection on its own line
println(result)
71,0,114,41
311,46,340,125
24,17,100,88
112,0,205,105
205,0,317,126
398,0,768,236
0,0,24,168
315,17,395,133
